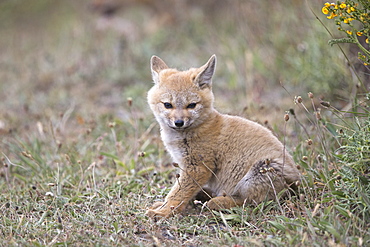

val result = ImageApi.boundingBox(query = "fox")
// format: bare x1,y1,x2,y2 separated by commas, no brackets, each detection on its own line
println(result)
146,54,300,218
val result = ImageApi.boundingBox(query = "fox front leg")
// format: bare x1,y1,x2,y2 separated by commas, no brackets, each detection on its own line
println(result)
146,165,212,218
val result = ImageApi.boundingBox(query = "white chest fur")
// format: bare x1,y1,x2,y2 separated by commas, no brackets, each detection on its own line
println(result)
160,128,187,165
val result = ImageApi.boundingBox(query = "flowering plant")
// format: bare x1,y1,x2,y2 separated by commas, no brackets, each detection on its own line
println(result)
322,1,369,65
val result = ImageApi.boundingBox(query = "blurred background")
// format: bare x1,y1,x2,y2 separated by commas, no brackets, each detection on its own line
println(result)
0,0,368,154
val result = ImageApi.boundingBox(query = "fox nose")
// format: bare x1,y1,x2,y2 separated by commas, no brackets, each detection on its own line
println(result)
174,120,184,127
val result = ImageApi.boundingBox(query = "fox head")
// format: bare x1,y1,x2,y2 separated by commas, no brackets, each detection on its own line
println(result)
148,55,217,130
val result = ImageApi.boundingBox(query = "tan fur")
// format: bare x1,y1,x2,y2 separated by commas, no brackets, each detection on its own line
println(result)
146,55,300,218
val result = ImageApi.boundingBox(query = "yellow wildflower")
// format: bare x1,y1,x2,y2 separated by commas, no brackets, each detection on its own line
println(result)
347,6,356,13
340,3,346,9
322,6,329,15
346,30,353,35
327,12,337,19
357,32,363,36
344,18,349,24
366,38,369,44
324,2,331,7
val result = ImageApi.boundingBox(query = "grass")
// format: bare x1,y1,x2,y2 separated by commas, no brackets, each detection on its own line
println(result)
0,0,369,246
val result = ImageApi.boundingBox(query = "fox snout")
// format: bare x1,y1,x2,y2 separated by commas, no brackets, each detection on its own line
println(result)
174,119,185,127
167,109,192,129
171,117,187,129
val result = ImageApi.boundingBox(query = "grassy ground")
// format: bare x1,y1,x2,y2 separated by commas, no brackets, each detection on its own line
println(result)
0,0,369,246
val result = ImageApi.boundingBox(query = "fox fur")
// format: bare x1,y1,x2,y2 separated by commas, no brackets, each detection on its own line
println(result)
146,55,300,218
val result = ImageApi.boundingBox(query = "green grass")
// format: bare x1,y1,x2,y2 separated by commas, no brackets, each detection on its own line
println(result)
0,0,369,246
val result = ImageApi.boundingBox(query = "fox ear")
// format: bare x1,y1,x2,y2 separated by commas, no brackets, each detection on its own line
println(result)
195,55,216,88
150,56,169,84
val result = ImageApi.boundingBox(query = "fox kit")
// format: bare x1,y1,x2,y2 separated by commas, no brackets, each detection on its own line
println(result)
146,55,300,218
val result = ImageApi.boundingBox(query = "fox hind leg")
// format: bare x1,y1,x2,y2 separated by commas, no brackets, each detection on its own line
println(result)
235,159,291,205
203,159,298,211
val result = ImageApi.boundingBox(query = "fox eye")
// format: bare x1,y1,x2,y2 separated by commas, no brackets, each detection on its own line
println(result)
163,102,173,109
187,103,197,109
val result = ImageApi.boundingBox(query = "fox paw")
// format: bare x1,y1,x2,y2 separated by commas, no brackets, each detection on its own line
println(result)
146,208,171,218
207,196,239,210
146,200,186,218
148,201,165,210
146,202,173,218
